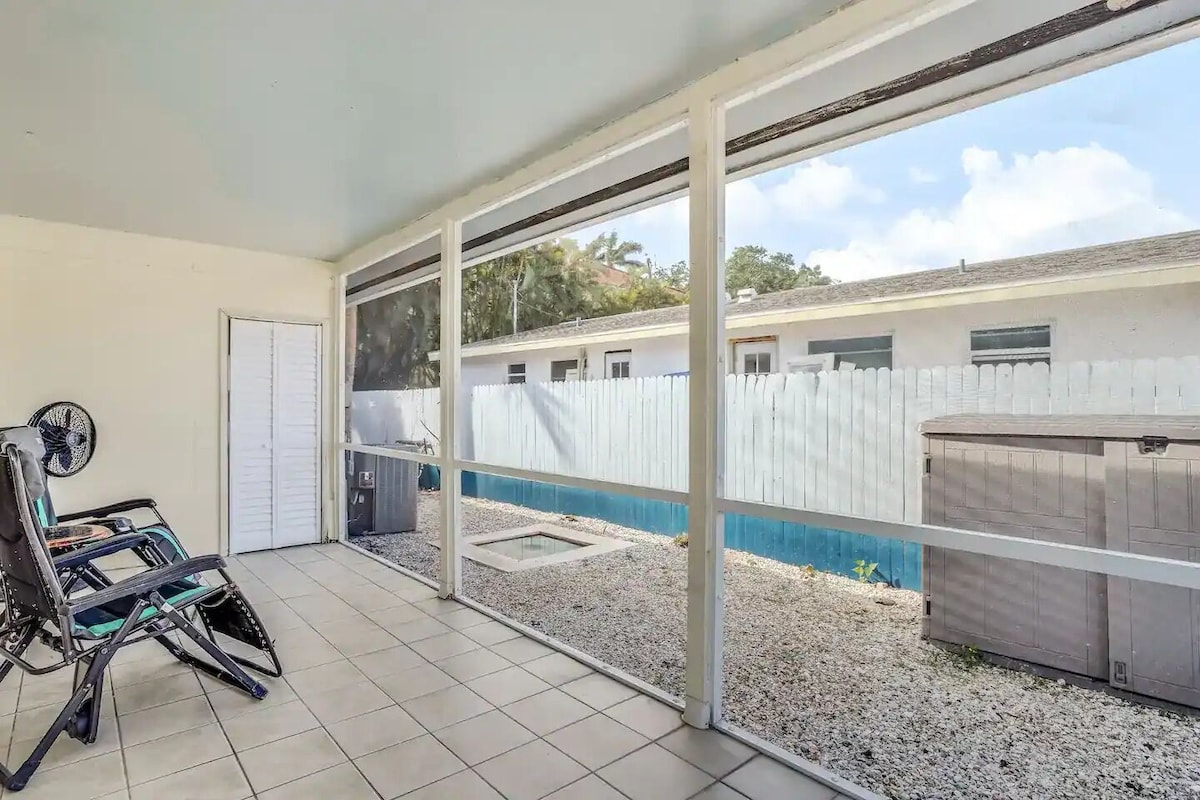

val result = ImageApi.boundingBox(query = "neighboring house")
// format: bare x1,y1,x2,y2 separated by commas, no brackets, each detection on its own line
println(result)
451,231,1200,388
589,263,636,289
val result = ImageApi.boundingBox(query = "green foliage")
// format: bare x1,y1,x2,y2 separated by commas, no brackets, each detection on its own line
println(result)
950,644,984,670
583,231,646,271
672,532,689,548
461,240,598,345
594,272,686,316
662,261,691,292
852,559,878,583
352,231,830,390
353,280,441,391
725,245,833,295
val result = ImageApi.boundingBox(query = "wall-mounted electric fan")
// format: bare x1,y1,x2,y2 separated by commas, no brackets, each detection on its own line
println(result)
28,401,96,477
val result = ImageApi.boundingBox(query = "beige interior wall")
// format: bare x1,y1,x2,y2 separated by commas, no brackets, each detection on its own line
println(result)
0,215,335,556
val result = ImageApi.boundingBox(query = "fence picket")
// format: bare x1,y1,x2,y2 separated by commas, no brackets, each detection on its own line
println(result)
861,369,877,519
362,355,1199,528
851,370,866,516
1132,359,1156,415
814,373,830,510
1154,357,1183,415
803,372,818,510
767,374,786,505
889,369,906,520
1029,362,1051,414
1108,360,1135,414
1181,357,1200,413
872,369,891,520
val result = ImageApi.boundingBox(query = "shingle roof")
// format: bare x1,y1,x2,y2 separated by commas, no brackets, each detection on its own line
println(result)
464,230,1200,352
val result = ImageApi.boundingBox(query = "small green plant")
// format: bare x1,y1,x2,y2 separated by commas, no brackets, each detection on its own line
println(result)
955,645,984,670
802,564,816,577
853,559,878,583
672,533,689,548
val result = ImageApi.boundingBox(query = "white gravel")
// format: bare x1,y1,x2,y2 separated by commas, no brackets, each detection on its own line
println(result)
353,493,1200,800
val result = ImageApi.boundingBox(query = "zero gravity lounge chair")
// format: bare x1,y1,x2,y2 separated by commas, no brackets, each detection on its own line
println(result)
0,428,280,791
0,427,283,679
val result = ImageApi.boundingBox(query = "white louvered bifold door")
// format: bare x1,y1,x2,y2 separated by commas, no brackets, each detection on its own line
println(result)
229,319,321,553
272,322,322,548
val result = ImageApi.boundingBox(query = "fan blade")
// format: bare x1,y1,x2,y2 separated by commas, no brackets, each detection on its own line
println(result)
56,449,72,475
64,406,73,429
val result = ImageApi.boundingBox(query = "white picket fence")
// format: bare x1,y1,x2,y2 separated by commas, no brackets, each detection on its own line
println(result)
354,356,1200,523
350,389,441,447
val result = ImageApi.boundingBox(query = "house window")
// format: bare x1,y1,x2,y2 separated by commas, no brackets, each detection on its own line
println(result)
808,335,893,370
732,338,777,375
550,359,580,382
507,363,526,384
970,324,1051,366
604,350,631,379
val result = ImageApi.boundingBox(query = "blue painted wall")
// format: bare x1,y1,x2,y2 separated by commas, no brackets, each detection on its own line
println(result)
460,472,921,589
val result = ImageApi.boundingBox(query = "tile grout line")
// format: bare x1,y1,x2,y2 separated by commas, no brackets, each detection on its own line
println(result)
112,671,134,799
257,548,728,799
196,671,256,800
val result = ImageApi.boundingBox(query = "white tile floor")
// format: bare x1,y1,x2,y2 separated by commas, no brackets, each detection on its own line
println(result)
0,543,853,799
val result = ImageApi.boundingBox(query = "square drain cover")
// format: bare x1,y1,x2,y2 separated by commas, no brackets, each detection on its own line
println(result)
477,533,584,561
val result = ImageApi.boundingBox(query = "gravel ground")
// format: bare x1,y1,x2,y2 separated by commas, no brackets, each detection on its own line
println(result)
353,493,1200,800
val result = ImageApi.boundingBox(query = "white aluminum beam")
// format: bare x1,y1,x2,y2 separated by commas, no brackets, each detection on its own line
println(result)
439,219,464,598
718,498,1200,590
334,273,348,543
339,443,447,467
454,459,687,505
683,97,727,730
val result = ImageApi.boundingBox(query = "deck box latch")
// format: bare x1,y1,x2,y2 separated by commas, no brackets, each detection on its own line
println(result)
1138,436,1169,455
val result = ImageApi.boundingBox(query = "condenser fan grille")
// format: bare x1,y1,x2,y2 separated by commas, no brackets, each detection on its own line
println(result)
29,402,96,477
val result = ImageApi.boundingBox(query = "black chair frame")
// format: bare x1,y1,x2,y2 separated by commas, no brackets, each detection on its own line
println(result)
0,440,277,792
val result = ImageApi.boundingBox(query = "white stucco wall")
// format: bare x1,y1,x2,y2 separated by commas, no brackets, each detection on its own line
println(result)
0,215,335,556
461,284,1200,384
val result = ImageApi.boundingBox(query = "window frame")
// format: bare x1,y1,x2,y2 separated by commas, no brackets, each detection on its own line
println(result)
731,337,778,376
807,334,893,370
506,362,527,384
604,350,632,379
969,323,1052,367
550,358,581,382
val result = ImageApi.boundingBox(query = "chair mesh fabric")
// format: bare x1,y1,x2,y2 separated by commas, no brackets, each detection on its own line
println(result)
0,455,59,621
71,578,209,638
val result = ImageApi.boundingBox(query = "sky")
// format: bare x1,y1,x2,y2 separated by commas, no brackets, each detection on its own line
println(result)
569,37,1200,283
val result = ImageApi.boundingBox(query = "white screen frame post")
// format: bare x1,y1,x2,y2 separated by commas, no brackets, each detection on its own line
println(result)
439,219,464,598
683,97,727,729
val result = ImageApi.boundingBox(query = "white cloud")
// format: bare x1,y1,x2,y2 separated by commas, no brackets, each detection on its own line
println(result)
809,143,1192,281
611,157,879,240
629,196,687,228
770,158,885,220
908,166,938,184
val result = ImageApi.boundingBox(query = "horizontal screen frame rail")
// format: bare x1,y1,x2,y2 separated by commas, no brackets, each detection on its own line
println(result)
718,497,1200,591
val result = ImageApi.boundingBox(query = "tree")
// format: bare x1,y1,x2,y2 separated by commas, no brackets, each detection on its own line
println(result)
462,239,599,344
583,231,646,272
725,245,833,295
594,272,687,315
353,279,441,391
354,239,603,390
662,261,690,293
351,235,833,391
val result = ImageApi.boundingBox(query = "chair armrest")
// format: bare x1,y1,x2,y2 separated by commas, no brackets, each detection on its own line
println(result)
90,517,137,534
69,554,226,614
57,498,158,522
53,533,152,571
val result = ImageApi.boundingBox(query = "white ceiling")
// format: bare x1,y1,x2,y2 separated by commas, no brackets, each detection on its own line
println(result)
0,0,842,260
